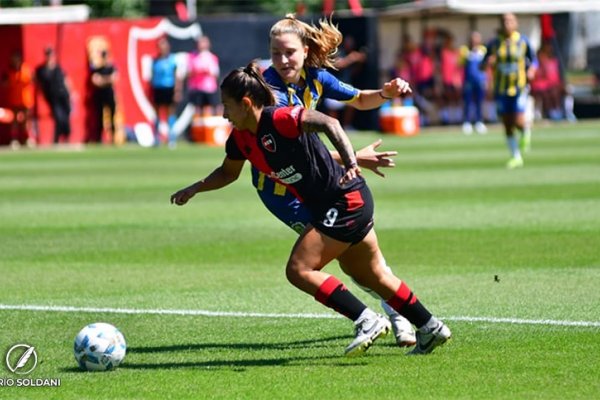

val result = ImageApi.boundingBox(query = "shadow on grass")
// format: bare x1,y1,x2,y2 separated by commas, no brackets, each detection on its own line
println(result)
127,334,351,354
119,354,365,371
62,355,371,372
61,335,397,372
64,335,387,371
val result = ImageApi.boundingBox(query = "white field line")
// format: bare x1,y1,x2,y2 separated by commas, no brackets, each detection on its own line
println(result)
1,304,599,328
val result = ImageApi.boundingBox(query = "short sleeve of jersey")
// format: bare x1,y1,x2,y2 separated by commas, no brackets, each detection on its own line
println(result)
315,68,359,102
225,131,246,161
272,106,304,139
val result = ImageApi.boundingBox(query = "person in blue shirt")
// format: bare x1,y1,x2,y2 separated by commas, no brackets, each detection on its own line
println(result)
459,31,488,135
151,37,182,147
258,15,417,347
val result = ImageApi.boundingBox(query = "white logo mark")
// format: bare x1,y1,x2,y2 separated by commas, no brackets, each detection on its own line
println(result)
6,344,38,375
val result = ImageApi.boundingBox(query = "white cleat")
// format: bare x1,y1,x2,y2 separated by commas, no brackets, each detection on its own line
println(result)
389,313,416,347
475,121,487,134
462,122,473,135
407,321,451,355
345,310,391,357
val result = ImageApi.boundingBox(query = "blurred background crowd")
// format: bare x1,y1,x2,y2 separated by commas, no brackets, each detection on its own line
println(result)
0,0,599,148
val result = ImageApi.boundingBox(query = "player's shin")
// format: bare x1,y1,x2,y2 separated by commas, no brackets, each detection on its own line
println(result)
314,275,367,320
385,281,433,329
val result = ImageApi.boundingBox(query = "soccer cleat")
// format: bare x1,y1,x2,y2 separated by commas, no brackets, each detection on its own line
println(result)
345,311,391,357
462,122,473,135
475,121,487,134
506,156,524,169
389,313,416,347
519,133,531,153
407,321,452,355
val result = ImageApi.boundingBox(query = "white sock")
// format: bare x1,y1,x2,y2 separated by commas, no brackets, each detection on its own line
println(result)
380,300,398,317
351,263,400,317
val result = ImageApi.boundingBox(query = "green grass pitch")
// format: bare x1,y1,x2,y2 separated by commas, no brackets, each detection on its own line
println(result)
1,121,599,399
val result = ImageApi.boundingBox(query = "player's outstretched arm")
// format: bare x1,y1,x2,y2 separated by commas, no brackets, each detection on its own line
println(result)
170,157,244,206
330,139,397,177
351,78,412,110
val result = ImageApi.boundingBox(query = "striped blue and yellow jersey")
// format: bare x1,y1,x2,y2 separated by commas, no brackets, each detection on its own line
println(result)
483,32,538,97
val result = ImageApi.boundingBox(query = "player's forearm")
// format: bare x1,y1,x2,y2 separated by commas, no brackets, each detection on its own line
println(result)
190,167,237,194
353,90,387,110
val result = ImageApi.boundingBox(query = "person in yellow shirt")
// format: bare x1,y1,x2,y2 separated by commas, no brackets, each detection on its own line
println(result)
481,14,538,168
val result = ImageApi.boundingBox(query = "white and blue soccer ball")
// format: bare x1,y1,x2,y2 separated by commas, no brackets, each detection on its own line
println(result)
74,322,127,371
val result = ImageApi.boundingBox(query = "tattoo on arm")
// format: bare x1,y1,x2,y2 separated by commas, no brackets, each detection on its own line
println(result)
302,110,357,168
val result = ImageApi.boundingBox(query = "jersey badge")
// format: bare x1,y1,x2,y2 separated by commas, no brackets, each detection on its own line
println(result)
261,134,276,153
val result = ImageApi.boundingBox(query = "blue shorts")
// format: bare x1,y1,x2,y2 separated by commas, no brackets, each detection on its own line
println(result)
257,189,311,234
252,167,311,233
496,92,527,115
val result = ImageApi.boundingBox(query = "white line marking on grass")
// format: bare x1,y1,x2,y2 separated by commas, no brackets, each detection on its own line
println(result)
1,304,599,328
0,304,339,319
442,316,600,328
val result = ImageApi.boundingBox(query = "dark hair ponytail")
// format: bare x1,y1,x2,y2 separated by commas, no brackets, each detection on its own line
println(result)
220,61,275,107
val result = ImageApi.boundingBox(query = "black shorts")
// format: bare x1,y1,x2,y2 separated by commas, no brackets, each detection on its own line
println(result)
152,87,175,106
188,90,219,108
311,185,374,244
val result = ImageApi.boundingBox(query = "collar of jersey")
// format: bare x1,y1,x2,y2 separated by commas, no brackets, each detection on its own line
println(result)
501,31,521,42
287,68,307,92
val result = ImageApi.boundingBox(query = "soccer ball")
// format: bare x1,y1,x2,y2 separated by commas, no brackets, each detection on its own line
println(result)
74,322,127,371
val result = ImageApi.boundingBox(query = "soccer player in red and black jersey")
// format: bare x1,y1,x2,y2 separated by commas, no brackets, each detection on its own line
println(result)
171,62,451,356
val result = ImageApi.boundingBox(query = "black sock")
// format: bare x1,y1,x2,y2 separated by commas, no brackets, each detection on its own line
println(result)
386,282,433,329
315,276,367,321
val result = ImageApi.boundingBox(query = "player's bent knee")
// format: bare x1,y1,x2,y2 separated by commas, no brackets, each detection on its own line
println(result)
285,261,307,286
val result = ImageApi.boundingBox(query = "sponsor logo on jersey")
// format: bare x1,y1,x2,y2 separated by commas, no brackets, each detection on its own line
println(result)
269,165,303,184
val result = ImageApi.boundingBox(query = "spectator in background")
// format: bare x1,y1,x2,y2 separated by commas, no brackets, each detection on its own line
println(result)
90,50,117,144
459,31,488,135
537,13,577,122
4,51,35,149
187,35,221,117
400,33,437,125
35,46,71,144
531,40,564,121
151,37,181,148
324,35,366,130
388,49,414,106
439,32,463,125
481,13,537,169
